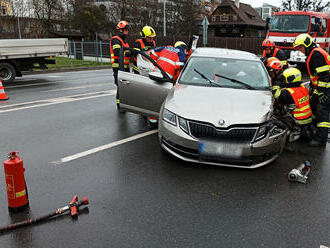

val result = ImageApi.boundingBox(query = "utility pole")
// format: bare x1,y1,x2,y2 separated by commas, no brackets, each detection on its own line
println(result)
16,0,22,39
163,0,166,37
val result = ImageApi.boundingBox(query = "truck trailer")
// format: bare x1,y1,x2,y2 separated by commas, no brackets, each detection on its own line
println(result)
0,38,69,83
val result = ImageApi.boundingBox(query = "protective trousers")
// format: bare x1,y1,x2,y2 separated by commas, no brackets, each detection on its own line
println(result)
313,91,330,143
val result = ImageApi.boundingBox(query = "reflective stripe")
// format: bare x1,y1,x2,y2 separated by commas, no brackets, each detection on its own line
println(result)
133,65,139,71
281,60,287,65
112,63,119,68
272,85,280,90
111,55,119,59
112,44,121,49
176,62,184,66
294,110,312,117
150,50,158,58
158,57,176,66
296,105,310,112
315,65,330,73
296,117,312,125
274,89,281,99
317,122,330,128
134,47,141,51
318,81,330,88
116,99,120,103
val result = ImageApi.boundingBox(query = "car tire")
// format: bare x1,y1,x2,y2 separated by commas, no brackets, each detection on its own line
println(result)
0,63,16,83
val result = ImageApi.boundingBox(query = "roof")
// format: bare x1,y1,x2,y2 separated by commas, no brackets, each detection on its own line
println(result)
191,47,260,61
209,0,266,27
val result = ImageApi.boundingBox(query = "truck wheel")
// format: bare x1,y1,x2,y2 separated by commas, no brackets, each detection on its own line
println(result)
0,63,16,83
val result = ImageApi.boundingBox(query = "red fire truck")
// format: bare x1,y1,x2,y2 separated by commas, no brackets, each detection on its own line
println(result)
267,11,330,63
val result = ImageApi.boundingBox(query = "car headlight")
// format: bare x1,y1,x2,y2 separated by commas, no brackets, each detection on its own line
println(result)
255,123,269,141
269,126,286,137
178,116,189,134
162,108,177,126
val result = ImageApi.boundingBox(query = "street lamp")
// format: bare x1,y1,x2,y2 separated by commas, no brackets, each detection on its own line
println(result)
15,0,22,39
163,0,166,37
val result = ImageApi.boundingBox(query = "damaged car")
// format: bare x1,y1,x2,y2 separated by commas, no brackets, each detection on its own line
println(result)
117,47,288,168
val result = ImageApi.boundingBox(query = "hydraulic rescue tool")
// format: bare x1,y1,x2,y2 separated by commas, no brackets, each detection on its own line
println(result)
288,161,311,184
3,151,29,211
0,195,89,233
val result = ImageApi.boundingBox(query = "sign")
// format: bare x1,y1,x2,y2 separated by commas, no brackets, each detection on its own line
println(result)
202,16,209,46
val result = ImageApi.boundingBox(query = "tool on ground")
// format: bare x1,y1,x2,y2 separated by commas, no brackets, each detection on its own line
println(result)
0,195,88,233
3,151,29,211
288,161,311,184
0,79,9,100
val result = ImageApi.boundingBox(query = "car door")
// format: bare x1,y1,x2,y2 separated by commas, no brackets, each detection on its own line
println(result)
118,52,173,118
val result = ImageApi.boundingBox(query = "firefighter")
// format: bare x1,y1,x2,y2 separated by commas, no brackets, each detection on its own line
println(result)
133,26,156,74
149,41,189,82
110,20,131,109
261,38,288,68
274,67,313,141
110,20,131,86
293,33,330,146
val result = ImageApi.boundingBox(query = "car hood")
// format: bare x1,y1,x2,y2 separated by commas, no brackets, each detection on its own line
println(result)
164,84,273,128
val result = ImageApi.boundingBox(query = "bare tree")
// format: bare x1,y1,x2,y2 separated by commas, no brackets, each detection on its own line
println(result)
282,0,330,11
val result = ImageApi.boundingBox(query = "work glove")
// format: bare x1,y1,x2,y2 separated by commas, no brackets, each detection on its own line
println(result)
313,89,329,104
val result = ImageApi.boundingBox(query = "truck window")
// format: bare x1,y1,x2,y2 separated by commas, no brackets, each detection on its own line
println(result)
311,16,321,35
270,15,309,33
321,18,327,35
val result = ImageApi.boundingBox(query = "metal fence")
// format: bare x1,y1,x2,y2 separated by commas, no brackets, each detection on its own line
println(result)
68,37,264,61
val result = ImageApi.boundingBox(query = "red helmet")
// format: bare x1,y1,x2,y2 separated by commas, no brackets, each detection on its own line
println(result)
116,20,129,30
267,57,283,71
262,38,275,48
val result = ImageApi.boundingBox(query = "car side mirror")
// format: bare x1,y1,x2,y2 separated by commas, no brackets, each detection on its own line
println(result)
149,72,172,83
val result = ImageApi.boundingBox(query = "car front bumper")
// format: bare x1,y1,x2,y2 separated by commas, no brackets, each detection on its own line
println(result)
159,119,287,169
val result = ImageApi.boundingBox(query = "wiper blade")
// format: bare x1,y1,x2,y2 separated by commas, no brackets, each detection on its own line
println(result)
214,73,256,90
193,69,221,87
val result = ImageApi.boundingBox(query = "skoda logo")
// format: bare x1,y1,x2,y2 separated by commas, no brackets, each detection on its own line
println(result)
218,119,225,126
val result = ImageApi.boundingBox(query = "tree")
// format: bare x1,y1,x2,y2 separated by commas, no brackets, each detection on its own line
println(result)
282,0,330,11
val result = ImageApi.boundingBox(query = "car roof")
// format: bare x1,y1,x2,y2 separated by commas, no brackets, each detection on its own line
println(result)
191,47,260,62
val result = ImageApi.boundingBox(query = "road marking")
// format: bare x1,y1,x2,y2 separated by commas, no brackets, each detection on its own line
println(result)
43,83,109,92
5,82,56,89
0,90,116,113
52,130,158,165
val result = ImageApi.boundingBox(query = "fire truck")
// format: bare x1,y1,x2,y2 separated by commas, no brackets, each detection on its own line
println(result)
267,11,330,63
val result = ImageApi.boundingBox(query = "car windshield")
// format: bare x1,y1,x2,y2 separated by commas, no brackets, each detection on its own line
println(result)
270,15,310,33
179,57,270,90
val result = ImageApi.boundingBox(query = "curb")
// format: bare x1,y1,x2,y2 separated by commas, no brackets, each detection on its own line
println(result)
23,66,113,75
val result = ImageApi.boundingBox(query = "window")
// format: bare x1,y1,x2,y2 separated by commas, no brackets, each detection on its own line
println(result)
232,15,237,21
311,16,321,34
1,6,7,16
321,18,327,35
212,16,216,22
220,14,229,22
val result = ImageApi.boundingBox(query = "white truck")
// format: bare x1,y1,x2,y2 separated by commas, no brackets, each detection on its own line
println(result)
0,38,69,83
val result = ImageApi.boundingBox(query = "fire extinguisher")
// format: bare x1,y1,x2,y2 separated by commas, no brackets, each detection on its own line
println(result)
3,151,29,211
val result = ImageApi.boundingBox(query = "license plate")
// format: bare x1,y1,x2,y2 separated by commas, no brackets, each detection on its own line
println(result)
198,140,244,158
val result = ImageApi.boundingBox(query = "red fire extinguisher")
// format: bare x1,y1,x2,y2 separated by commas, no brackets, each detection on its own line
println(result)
3,151,29,211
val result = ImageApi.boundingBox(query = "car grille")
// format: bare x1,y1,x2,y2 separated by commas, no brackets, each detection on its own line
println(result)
275,42,293,48
189,121,257,142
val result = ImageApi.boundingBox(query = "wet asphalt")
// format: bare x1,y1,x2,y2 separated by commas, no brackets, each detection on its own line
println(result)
0,69,329,248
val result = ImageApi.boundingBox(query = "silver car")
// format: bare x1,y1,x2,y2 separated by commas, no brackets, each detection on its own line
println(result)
118,47,288,168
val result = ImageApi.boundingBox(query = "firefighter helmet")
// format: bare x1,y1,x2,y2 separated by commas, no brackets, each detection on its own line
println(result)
293,33,313,48
116,20,130,30
140,26,156,38
267,57,283,71
282,68,302,84
174,41,187,48
262,38,275,48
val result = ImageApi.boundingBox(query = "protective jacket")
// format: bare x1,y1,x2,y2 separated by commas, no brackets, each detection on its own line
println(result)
306,47,330,90
274,83,312,125
110,34,130,70
150,46,186,81
133,38,156,74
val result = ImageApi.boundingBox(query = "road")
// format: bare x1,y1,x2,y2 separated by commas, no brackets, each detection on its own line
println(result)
0,69,329,248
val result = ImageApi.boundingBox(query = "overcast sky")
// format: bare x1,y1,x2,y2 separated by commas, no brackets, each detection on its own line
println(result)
239,0,282,8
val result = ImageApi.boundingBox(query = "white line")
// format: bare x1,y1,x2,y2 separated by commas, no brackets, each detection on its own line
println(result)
52,130,158,165
6,82,56,89
0,90,116,113
43,83,109,92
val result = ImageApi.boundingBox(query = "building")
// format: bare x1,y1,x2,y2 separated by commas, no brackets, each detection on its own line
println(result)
0,0,13,16
255,3,280,21
208,0,266,37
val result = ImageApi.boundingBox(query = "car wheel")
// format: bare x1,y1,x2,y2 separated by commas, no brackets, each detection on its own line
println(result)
0,63,16,83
